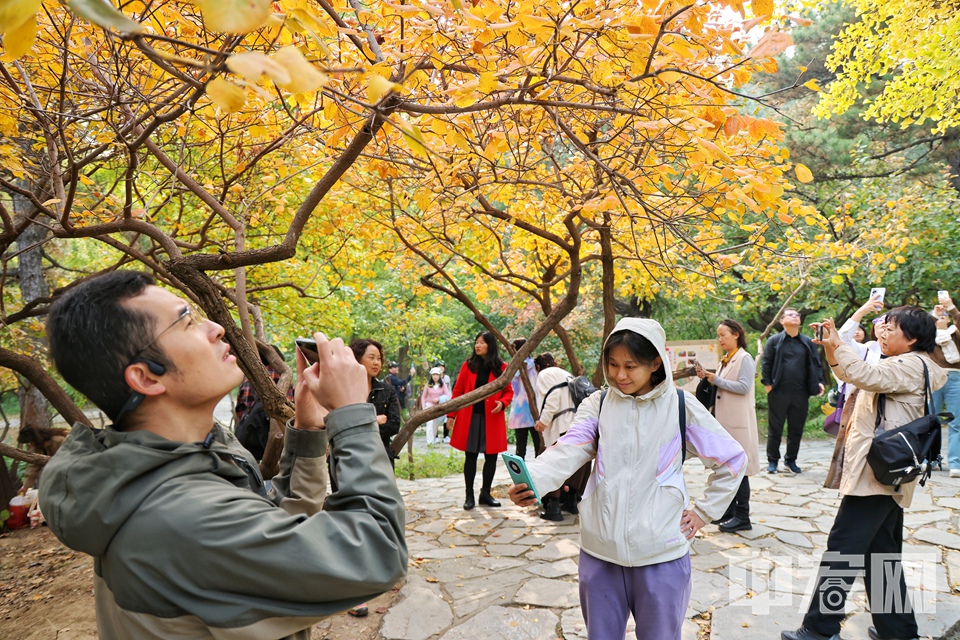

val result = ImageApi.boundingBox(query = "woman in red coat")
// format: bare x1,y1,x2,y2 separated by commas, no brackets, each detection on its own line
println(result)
447,331,514,510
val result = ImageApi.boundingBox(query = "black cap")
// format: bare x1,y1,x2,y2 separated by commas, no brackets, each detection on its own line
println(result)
388,361,399,368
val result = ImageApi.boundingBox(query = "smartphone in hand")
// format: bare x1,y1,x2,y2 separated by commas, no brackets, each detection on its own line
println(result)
870,287,886,304
295,338,319,364
816,324,824,341
502,453,541,505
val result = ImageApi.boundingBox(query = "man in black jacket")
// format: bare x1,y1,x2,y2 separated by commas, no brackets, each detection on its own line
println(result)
761,308,825,474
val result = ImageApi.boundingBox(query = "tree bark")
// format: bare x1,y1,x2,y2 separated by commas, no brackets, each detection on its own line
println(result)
15,202,54,435
0,346,90,428
592,220,617,387
0,442,50,466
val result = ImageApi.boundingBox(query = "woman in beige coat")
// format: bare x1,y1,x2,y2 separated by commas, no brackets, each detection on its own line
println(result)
783,307,946,640
697,319,759,532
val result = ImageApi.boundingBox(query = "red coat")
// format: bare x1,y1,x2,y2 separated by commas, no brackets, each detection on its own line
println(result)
446,361,514,454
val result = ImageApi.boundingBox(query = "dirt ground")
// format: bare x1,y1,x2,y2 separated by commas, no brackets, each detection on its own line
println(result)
0,526,400,640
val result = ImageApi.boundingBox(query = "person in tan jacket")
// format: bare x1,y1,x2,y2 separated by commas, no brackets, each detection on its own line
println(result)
782,307,946,640
696,319,760,533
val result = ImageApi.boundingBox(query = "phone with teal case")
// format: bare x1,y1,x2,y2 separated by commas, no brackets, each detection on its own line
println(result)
501,453,541,505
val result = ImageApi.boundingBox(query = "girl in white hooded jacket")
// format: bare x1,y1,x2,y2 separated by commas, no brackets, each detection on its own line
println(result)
509,318,747,640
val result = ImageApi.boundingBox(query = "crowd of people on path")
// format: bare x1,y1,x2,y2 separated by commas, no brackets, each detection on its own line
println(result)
27,267,960,640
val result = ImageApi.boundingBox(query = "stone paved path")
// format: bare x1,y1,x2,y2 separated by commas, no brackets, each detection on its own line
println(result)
383,433,960,639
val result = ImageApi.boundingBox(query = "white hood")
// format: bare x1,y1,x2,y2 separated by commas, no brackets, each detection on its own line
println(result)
601,317,673,401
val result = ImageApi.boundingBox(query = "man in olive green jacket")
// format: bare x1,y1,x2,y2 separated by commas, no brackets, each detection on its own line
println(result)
39,271,407,639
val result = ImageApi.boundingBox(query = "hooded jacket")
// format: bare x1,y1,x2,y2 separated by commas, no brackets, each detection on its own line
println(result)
39,404,407,640
526,318,747,567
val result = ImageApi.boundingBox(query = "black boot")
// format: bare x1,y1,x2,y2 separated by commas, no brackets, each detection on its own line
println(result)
540,496,563,521
464,488,475,510
478,490,501,507
712,500,736,525
560,490,579,515
719,489,751,532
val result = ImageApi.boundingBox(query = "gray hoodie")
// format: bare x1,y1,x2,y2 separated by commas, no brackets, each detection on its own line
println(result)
39,404,407,639
526,318,747,567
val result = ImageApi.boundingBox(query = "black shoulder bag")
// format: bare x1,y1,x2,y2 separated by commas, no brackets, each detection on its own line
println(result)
867,359,953,487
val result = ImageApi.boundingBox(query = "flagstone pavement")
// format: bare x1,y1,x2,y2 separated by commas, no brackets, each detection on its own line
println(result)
376,433,960,639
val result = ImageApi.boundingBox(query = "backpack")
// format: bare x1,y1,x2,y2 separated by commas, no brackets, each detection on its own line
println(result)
597,387,688,462
235,399,271,462
540,375,599,418
867,359,953,487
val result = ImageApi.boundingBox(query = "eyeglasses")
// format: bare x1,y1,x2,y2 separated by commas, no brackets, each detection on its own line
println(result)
782,312,800,318
129,304,206,364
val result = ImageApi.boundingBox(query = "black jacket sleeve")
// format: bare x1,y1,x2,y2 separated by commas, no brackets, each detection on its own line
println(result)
761,333,778,386
379,384,402,439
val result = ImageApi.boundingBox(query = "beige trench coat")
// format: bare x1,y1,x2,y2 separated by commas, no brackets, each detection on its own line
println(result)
833,344,946,508
712,349,761,476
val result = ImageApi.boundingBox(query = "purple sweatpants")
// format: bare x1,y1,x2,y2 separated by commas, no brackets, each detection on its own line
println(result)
579,550,692,640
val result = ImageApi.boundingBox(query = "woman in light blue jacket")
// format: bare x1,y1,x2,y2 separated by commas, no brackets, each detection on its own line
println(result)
508,318,746,640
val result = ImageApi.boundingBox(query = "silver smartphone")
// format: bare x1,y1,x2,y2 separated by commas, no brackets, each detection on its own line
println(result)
295,337,318,364
870,287,886,303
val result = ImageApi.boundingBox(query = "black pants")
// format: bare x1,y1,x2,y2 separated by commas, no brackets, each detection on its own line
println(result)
766,389,810,464
803,495,917,638
463,452,498,496
514,427,542,459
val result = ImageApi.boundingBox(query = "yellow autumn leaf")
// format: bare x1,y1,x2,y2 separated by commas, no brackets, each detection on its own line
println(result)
206,77,246,113
0,0,41,34
368,74,399,103
747,31,793,59
751,0,773,18
795,163,814,183
478,71,498,94
271,46,329,94
0,12,36,60
193,0,270,34
399,123,428,157
658,71,683,85
226,52,291,86
803,79,820,92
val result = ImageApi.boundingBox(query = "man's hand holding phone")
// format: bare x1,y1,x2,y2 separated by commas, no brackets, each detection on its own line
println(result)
298,333,368,412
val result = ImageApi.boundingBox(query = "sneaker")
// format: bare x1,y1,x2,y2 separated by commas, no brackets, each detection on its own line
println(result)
443,437,451,444
766,462,778,474
785,461,802,474
950,469,960,478
347,604,369,617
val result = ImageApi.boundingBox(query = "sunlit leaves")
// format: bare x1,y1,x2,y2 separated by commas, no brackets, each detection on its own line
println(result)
66,0,143,34
815,0,960,132
794,164,814,183
192,0,270,34
206,77,246,113
0,0,41,59
368,74,399,104
226,52,291,85
0,11,37,60
748,30,792,59
271,46,328,93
